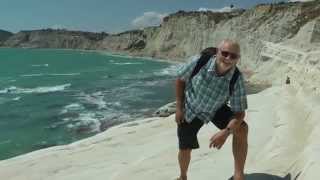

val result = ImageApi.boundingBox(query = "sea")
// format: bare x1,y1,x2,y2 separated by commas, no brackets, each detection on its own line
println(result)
0,48,177,160
0,48,267,161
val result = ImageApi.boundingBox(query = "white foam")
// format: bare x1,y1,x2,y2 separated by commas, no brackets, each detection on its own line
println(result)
71,113,102,133
21,73,80,77
65,103,83,110
48,73,80,76
21,74,44,77
60,103,84,115
113,62,144,65
78,92,107,109
0,84,71,94
12,97,21,101
31,64,49,67
144,81,158,86
113,101,122,107
0,96,27,104
0,86,17,94
153,64,180,76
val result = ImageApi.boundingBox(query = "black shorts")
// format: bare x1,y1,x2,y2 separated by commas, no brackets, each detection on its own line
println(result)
177,105,234,149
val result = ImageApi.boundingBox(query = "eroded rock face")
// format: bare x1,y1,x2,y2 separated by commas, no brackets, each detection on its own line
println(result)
3,29,109,49
97,30,147,52
99,0,320,67
0,30,13,45
2,1,320,69
311,19,320,43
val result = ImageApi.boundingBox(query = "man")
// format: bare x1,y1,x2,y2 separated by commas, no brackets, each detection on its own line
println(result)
175,40,248,180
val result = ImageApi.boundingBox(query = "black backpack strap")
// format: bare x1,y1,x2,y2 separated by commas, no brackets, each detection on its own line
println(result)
188,47,240,96
190,54,211,80
190,47,217,80
229,67,240,96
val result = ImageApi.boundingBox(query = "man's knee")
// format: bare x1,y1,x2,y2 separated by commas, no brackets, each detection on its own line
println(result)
179,149,192,154
233,121,248,138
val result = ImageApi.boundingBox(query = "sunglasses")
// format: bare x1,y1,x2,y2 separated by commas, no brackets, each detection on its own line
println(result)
220,50,240,60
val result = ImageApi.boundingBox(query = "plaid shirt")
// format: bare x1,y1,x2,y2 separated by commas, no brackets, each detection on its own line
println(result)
177,55,248,123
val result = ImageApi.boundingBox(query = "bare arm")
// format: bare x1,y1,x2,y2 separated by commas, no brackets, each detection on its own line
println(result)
175,78,186,124
209,111,245,149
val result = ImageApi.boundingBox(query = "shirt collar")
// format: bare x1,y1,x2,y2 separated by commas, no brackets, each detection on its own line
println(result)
207,56,235,81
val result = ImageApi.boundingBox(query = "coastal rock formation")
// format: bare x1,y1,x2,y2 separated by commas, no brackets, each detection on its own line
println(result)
1,1,320,180
2,1,320,70
3,29,108,49
0,30,13,45
97,29,148,52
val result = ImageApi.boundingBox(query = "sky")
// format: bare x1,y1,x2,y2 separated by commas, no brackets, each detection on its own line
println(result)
0,0,310,34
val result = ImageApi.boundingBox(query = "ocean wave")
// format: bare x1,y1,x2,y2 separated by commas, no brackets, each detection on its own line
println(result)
0,96,21,104
64,103,84,111
12,97,21,101
21,74,44,77
113,62,144,65
0,84,71,94
67,112,102,133
153,64,180,76
65,111,135,133
48,73,81,76
59,103,84,115
21,73,80,77
31,64,49,67
77,91,107,110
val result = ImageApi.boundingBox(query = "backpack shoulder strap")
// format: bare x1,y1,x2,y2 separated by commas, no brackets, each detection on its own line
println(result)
190,54,211,80
190,47,217,80
189,47,240,96
229,67,240,96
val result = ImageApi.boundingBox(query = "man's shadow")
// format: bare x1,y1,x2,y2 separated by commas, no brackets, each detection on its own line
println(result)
229,173,293,180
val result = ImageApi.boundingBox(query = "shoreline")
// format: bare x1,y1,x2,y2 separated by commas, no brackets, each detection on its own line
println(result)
1,83,319,180
0,47,269,162
0,47,183,64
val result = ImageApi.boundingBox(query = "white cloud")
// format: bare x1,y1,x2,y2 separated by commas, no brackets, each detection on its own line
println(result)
131,12,167,29
198,6,234,13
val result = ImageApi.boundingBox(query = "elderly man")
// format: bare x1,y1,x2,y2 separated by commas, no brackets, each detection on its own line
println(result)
175,40,248,180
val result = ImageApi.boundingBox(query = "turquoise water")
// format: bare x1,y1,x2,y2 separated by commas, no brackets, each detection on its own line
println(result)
0,48,176,160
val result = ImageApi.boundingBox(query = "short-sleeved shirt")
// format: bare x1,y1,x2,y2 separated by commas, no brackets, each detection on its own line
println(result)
177,55,248,123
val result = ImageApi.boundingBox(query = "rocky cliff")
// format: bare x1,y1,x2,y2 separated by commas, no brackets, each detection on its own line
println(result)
2,1,320,71
3,29,109,49
0,30,13,45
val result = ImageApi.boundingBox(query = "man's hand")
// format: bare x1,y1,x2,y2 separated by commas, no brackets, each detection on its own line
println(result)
175,109,184,125
209,129,230,149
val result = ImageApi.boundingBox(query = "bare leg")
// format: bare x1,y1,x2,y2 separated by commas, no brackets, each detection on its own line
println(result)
232,122,248,180
178,149,192,180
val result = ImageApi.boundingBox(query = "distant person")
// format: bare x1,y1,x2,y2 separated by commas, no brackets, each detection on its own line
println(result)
286,76,290,84
175,40,248,180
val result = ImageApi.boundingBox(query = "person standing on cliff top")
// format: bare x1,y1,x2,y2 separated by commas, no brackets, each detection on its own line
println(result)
175,39,248,180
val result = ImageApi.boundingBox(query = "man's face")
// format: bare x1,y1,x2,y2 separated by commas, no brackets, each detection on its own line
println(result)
216,42,240,72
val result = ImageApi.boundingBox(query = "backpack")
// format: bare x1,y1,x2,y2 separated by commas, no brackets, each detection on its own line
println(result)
189,47,240,96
